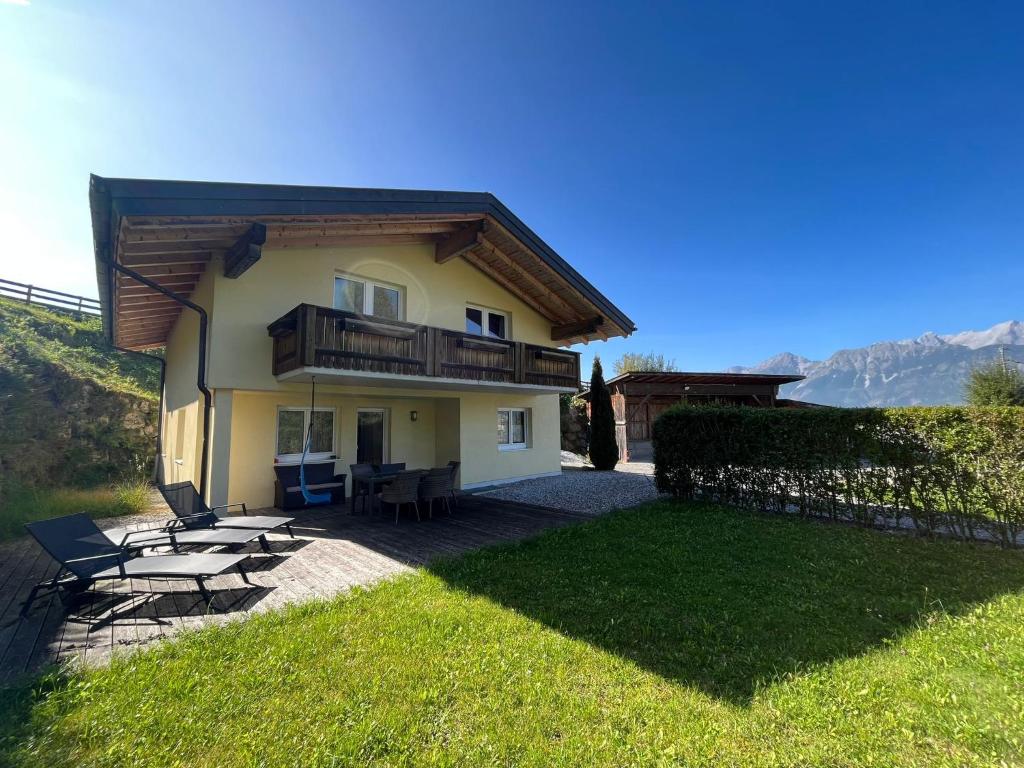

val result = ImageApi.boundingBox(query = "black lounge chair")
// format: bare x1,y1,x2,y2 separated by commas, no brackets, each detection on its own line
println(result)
21,513,251,616
101,522,272,554
159,481,295,538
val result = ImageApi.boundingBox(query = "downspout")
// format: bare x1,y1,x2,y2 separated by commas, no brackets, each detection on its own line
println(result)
113,346,166,483
109,262,212,500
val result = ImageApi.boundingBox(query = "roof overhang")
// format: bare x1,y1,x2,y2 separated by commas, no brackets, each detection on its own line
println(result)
89,175,636,350
580,370,806,398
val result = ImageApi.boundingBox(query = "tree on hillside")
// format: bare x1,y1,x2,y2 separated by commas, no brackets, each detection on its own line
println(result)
964,358,1024,406
588,356,618,470
613,352,678,376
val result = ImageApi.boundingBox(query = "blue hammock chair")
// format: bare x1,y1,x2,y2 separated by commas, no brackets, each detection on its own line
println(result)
299,376,332,506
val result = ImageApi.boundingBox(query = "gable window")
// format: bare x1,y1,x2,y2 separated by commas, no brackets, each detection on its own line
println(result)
334,275,404,321
497,407,529,450
466,305,508,339
276,407,335,462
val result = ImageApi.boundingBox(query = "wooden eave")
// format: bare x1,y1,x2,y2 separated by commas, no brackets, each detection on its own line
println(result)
90,176,636,351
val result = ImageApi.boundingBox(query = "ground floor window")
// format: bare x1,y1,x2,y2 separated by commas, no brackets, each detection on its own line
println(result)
276,407,335,462
497,407,529,450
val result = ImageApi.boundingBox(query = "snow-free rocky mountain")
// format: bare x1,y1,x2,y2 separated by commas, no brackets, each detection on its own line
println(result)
729,320,1024,407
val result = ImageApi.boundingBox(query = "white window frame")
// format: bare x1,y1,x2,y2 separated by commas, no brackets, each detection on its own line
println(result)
275,406,336,464
497,407,529,451
466,304,510,340
333,272,406,320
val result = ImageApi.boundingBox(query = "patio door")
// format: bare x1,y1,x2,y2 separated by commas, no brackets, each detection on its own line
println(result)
356,408,388,465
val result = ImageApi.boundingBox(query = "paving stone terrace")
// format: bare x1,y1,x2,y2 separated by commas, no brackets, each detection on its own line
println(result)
0,495,590,681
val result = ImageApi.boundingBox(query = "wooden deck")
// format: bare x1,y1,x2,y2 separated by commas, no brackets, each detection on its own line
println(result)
0,495,590,681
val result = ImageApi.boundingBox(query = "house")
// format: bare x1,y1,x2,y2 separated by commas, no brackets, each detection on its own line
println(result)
580,371,806,462
89,176,635,508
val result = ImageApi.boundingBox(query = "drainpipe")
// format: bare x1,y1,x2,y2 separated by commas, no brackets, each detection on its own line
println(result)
113,346,166,483
109,262,212,500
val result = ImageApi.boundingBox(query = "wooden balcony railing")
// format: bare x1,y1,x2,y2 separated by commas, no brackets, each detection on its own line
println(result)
268,304,580,390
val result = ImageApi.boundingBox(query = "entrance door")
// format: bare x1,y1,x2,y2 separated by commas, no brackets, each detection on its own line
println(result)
356,409,388,465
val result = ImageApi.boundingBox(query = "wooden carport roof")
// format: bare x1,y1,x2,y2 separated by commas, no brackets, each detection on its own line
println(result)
579,371,806,399
89,176,636,350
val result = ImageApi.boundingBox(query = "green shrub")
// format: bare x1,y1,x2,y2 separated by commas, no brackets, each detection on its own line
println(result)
653,406,1024,546
587,357,618,470
965,359,1024,405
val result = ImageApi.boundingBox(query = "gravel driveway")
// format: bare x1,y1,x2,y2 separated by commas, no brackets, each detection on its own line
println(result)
477,457,665,515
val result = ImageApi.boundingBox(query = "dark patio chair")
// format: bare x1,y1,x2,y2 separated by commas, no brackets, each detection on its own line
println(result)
21,513,251,616
378,462,407,474
379,470,426,524
446,460,461,509
419,467,453,518
349,463,375,514
159,481,295,538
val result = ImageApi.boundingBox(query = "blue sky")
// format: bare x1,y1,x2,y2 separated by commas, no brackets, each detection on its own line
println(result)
1,1,1022,371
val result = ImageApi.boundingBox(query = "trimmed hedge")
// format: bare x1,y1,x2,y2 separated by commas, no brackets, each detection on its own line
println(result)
653,406,1024,546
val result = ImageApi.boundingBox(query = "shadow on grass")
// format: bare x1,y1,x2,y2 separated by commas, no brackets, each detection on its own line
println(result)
0,667,69,764
428,500,1024,704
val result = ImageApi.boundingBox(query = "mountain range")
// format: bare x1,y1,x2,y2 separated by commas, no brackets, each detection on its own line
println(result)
729,320,1024,407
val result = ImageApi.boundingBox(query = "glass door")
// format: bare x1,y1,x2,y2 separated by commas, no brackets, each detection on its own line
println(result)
356,409,388,465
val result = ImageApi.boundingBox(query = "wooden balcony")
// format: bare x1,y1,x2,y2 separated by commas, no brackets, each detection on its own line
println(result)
268,304,581,393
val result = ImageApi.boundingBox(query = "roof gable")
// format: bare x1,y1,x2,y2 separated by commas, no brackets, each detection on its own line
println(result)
89,176,635,350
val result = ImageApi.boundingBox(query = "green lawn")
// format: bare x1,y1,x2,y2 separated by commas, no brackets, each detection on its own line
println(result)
3,501,1023,767
0,482,151,542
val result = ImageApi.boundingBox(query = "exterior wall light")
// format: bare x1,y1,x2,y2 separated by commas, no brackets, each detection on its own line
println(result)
410,410,418,422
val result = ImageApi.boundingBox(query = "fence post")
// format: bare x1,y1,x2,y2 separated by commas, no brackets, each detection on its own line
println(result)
25,285,32,305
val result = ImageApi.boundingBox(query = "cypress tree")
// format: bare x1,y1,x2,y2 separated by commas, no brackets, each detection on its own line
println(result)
588,356,619,470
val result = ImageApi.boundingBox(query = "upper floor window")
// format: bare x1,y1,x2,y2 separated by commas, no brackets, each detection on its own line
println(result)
334,274,404,321
466,305,507,340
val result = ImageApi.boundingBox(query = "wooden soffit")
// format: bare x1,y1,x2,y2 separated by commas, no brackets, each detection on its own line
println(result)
93,178,635,351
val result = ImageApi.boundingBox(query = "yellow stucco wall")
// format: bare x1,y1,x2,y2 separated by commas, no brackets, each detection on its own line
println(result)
456,391,561,487
206,243,555,391
227,388,436,508
160,268,214,489
157,242,566,507
220,385,560,509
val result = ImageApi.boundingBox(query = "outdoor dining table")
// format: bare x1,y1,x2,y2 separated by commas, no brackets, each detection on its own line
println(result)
351,471,399,515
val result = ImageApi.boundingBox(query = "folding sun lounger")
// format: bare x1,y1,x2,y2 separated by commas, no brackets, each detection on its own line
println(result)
159,481,296,538
21,513,252,616
100,522,272,555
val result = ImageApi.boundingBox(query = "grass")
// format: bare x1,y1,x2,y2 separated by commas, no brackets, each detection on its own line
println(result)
2,500,1024,767
0,297,160,400
0,482,152,542
0,297,160,489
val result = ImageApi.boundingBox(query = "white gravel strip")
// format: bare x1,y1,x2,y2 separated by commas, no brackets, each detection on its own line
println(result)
478,462,665,515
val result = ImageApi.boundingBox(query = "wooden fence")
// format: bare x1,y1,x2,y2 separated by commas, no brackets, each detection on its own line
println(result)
0,278,101,316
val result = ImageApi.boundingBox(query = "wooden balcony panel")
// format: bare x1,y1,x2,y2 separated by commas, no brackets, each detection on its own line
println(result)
523,345,580,388
269,305,580,390
439,330,516,384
